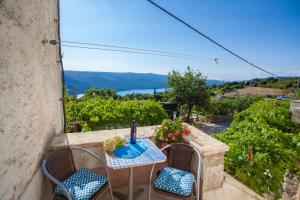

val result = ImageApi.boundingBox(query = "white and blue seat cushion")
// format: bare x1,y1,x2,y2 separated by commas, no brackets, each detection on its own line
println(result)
154,166,194,197
55,168,108,200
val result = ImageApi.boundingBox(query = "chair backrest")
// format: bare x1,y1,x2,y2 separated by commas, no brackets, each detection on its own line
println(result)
43,147,76,182
164,143,195,172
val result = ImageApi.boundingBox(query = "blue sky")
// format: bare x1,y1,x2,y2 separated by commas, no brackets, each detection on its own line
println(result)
61,0,300,81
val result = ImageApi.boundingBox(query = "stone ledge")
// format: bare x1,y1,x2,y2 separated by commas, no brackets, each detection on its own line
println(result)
49,124,229,156
184,124,229,156
48,126,158,150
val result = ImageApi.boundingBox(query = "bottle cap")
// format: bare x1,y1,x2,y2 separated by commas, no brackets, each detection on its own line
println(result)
131,120,137,127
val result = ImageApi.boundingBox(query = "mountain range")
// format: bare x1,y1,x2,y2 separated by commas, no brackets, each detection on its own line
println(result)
64,70,223,95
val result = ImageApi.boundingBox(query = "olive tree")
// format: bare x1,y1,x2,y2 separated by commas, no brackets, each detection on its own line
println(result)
168,67,210,122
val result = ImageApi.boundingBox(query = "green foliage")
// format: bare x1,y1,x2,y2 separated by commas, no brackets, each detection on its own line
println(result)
257,77,297,89
198,95,263,116
65,97,168,132
209,77,298,94
214,100,300,198
82,88,172,101
154,91,172,102
83,88,119,99
168,67,210,122
123,93,154,100
208,81,246,94
154,119,191,147
296,89,300,100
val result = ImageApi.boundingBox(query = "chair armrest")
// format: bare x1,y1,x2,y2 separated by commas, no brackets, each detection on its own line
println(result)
149,144,171,180
41,160,72,200
160,144,172,152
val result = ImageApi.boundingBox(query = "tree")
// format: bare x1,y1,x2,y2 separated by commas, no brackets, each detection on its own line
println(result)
83,88,119,99
168,67,210,122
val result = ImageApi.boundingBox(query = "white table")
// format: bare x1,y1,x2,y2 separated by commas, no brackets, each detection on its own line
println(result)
105,138,166,200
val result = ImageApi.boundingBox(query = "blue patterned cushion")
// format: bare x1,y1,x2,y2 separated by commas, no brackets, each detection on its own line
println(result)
55,168,108,200
154,166,194,197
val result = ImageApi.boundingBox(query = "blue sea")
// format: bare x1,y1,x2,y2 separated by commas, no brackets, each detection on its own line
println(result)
117,88,168,96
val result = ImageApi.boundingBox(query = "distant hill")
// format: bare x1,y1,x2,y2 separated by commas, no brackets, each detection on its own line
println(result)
64,70,223,94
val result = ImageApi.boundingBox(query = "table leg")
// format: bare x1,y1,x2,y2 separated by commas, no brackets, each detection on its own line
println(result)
129,167,144,200
129,167,133,200
113,167,144,200
148,164,155,200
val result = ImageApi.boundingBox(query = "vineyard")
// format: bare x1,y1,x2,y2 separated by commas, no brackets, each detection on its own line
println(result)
65,96,167,132
214,100,300,198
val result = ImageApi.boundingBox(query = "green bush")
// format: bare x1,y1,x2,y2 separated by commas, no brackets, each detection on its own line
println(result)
199,95,263,116
83,88,119,99
214,100,300,198
65,97,168,132
296,89,300,100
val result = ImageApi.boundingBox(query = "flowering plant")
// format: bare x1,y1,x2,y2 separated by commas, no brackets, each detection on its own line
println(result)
154,119,191,148
104,135,126,153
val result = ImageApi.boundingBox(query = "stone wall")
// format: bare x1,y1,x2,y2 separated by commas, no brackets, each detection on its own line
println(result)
0,0,63,199
291,100,300,124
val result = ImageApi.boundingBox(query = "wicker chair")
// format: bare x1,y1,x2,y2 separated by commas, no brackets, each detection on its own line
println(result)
148,143,201,200
41,147,113,200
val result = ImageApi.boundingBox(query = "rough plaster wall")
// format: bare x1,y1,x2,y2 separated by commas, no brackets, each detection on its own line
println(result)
0,0,63,199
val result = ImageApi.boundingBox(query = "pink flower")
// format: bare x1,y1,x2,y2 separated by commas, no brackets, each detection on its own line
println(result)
186,128,191,134
168,133,172,138
175,131,179,136
172,136,176,141
162,143,167,147
159,136,164,141
165,138,169,142
181,133,186,138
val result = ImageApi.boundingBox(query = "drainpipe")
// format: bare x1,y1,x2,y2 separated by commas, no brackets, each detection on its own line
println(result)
56,0,66,133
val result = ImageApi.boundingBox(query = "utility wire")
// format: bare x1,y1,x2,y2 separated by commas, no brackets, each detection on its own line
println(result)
62,44,211,61
146,0,277,77
61,40,211,60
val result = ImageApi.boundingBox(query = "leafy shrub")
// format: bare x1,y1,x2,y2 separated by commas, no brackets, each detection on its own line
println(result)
199,95,263,116
154,119,191,148
296,89,300,100
214,100,300,198
65,97,168,132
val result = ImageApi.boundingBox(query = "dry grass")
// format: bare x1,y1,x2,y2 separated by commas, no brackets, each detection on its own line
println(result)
224,86,286,97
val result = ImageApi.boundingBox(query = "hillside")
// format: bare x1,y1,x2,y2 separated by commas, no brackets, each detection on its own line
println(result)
64,71,222,94
223,86,286,97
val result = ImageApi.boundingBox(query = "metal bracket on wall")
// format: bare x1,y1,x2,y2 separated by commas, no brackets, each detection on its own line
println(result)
42,40,57,45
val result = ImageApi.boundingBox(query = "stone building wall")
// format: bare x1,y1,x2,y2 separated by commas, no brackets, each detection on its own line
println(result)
0,0,63,199
291,100,300,124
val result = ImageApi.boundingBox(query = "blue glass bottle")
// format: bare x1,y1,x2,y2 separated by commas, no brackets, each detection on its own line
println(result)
130,120,137,144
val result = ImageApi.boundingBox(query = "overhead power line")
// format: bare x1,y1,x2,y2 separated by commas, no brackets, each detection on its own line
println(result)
146,0,277,77
62,40,210,60
61,44,212,61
